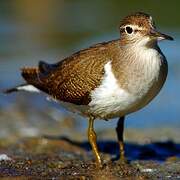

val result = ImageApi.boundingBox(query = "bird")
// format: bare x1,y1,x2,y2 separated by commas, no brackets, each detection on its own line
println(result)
4,12,173,167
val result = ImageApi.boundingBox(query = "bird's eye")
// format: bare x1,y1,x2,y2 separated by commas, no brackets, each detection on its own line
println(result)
125,26,133,34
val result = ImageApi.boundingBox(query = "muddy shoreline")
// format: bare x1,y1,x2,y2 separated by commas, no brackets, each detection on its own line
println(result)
0,132,179,179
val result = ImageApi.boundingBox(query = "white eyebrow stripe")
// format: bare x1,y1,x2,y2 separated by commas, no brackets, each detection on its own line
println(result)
121,24,146,31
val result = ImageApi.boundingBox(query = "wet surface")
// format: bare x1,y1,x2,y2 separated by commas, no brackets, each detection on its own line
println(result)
0,131,179,179
0,96,179,179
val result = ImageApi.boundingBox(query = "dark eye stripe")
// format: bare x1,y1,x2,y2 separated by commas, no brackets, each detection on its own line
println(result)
120,28,126,33
134,29,138,33
120,27,134,34
134,29,147,33
120,28,146,34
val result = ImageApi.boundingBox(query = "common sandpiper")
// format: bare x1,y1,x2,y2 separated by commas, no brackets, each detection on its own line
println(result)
5,12,173,167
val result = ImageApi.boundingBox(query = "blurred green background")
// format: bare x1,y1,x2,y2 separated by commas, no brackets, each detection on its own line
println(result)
0,0,179,138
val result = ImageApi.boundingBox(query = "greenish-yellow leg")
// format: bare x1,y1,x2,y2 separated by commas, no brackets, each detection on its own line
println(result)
88,116,102,167
116,116,126,162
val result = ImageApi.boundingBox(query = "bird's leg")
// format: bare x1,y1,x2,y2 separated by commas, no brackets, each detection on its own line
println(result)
87,116,102,167
116,116,127,162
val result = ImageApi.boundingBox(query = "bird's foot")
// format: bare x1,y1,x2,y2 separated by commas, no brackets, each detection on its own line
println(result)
117,155,129,165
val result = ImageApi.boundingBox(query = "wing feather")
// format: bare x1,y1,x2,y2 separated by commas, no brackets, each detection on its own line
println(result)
21,39,120,105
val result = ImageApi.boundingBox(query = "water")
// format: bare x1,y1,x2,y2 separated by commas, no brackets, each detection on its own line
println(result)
0,1,180,136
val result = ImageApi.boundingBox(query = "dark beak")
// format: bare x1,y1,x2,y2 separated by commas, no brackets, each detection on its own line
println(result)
150,29,174,41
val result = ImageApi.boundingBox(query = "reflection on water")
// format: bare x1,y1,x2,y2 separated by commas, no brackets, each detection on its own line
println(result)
0,1,180,135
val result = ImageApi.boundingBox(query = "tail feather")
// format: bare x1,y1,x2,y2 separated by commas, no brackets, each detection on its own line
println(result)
4,63,51,95
3,84,40,94
3,87,19,94
21,67,39,84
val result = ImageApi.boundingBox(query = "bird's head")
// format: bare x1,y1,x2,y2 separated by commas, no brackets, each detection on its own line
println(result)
119,12,173,47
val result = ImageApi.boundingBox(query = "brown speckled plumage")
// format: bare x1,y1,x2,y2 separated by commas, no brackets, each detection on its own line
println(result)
120,12,153,29
21,40,122,105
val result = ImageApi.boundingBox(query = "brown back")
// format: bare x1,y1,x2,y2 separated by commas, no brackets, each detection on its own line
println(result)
22,40,121,105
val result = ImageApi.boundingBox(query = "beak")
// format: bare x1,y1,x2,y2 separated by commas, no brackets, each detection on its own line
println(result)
150,29,174,41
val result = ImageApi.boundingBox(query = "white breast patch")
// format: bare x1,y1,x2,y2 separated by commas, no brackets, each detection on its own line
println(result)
89,61,137,118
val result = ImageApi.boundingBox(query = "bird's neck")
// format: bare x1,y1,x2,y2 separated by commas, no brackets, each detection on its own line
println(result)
120,37,159,49
112,40,165,93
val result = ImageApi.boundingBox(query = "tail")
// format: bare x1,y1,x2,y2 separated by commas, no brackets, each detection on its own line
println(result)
4,67,40,94
21,61,55,84
4,61,53,94
3,84,40,94
21,67,40,84
3,86,20,94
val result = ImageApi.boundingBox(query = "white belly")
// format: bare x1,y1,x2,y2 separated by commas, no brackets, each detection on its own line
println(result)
88,62,137,118
88,55,167,119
